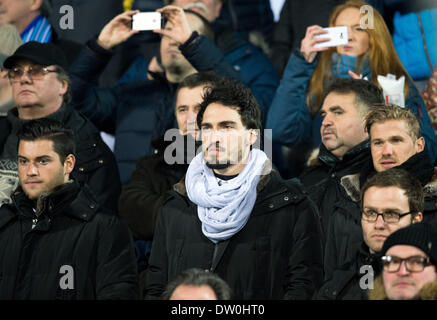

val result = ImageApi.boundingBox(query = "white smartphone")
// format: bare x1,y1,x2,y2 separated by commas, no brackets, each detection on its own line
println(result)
132,12,162,31
314,26,348,48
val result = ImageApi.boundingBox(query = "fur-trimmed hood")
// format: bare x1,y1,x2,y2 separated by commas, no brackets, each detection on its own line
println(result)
369,275,437,300
341,169,437,204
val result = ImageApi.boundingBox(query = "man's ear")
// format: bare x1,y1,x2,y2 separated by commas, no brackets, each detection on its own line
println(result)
412,212,423,223
248,129,259,146
415,137,425,153
63,154,76,176
30,0,43,12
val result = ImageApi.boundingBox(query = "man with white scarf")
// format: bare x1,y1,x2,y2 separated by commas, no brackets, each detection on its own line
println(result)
145,77,323,300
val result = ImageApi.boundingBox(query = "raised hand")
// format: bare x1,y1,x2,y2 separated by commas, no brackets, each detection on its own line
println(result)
153,6,192,45
97,10,140,50
300,25,330,63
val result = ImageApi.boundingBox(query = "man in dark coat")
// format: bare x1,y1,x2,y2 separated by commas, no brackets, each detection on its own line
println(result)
316,169,424,299
145,78,323,300
119,72,219,240
299,79,385,240
0,118,138,299
118,72,216,292
325,104,437,280
0,41,121,212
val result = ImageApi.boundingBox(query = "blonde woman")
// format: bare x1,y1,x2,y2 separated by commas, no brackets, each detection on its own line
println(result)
266,0,437,163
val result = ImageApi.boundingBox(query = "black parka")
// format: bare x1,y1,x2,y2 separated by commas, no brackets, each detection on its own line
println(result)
0,181,139,299
145,169,324,300
299,141,371,239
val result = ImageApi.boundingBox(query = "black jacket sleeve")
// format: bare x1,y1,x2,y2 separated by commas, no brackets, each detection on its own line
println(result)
96,214,140,299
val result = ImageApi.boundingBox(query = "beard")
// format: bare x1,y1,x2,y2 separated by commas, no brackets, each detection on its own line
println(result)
205,161,231,170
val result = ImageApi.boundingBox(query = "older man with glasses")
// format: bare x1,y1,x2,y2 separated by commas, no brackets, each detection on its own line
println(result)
315,169,423,300
0,41,121,213
369,222,437,300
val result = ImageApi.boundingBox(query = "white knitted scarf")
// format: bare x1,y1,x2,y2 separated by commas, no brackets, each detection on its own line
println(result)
185,149,268,243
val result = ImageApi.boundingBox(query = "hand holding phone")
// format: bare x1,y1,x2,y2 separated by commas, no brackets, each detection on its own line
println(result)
313,26,348,48
132,12,163,31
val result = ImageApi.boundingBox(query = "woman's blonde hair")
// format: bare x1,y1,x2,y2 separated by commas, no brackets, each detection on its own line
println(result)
307,0,410,114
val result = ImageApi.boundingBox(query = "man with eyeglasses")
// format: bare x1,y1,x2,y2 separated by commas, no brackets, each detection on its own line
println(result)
369,222,437,300
0,41,121,213
325,104,437,281
315,169,423,299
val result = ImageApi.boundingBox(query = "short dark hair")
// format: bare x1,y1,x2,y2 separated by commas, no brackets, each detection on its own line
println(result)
197,78,262,131
360,168,424,216
323,79,385,116
162,268,232,300
17,118,75,163
176,72,221,98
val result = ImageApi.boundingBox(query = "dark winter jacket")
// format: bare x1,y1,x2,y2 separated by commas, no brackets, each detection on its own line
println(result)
0,180,139,299
265,50,437,163
145,169,324,300
315,243,382,300
325,150,437,279
299,140,371,239
69,35,258,185
0,105,121,213
119,133,199,240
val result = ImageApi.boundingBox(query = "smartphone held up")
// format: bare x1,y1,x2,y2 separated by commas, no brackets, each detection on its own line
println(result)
314,26,348,48
132,12,163,31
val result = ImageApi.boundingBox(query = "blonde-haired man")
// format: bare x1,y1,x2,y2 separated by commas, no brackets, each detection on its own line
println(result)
324,104,437,287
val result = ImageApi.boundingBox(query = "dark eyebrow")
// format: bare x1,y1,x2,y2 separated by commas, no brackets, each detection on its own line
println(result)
218,121,237,126
176,105,188,111
389,135,404,140
363,206,403,212
17,155,52,161
329,106,344,112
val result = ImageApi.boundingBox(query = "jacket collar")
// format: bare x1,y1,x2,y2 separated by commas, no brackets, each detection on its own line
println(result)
317,140,370,169
11,180,98,222
341,150,435,202
7,103,70,134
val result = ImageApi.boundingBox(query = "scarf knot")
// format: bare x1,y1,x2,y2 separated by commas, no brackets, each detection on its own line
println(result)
185,149,269,243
